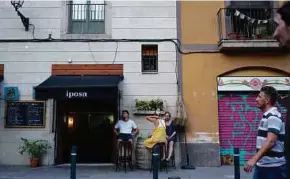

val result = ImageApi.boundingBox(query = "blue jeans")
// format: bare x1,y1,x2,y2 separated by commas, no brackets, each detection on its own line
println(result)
253,164,287,179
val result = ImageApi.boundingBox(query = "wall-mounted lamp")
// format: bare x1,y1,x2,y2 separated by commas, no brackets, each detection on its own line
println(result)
11,1,29,31
68,116,74,128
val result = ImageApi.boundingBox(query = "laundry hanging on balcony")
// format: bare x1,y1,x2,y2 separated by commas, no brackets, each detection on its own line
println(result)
233,10,272,24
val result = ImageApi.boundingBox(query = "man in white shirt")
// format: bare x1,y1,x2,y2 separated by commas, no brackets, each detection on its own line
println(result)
114,110,139,146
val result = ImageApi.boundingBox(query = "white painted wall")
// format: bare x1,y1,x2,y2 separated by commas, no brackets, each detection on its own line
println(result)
0,1,177,165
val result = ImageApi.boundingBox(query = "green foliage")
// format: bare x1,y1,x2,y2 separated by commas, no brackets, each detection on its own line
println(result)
19,138,52,159
135,99,164,111
137,132,147,140
135,99,150,110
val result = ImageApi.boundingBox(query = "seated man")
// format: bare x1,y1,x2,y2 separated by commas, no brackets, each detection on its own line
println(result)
114,110,139,155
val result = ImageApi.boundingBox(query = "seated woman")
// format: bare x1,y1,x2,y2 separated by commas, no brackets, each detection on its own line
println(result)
144,112,167,159
164,111,176,162
114,110,139,155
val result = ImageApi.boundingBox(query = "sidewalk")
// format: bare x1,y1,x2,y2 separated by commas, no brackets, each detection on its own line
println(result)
0,165,252,179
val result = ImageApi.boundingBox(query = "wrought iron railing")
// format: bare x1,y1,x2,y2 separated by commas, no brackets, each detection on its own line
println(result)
67,3,106,34
217,8,277,41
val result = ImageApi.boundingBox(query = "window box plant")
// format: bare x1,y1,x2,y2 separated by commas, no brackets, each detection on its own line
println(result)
19,138,52,168
133,99,166,115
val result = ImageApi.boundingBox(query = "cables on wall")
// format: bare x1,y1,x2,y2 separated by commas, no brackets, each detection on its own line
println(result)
0,37,219,54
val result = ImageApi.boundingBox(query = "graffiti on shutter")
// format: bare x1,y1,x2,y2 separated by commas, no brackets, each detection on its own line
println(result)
218,93,287,166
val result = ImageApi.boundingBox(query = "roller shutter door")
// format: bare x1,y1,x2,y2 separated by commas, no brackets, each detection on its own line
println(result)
218,92,287,166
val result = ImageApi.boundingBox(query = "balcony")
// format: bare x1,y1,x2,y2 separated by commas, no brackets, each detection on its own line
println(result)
67,2,105,34
217,8,280,52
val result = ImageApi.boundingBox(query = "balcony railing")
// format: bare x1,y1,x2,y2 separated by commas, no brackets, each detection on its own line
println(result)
217,8,277,41
67,3,105,34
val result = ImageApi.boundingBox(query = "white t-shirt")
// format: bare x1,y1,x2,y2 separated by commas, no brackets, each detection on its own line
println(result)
114,119,137,134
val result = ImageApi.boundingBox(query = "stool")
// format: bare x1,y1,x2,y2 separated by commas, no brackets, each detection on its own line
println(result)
168,142,176,169
150,142,168,173
115,141,133,173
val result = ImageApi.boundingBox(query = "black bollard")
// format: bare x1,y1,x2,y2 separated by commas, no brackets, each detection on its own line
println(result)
70,145,77,179
234,148,240,179
152,145,159,179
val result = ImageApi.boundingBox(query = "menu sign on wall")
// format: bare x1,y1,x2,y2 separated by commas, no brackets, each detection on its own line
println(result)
5,101,45,128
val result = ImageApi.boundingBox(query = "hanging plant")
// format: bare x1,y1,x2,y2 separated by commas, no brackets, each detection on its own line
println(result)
174,93,188,132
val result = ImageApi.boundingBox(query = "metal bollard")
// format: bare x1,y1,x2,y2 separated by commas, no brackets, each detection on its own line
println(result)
70,145,77,179
234,148,240,179
152,144,159,179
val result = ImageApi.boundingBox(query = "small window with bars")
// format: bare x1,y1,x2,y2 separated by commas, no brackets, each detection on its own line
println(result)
141,45,158,73
67,0,105,34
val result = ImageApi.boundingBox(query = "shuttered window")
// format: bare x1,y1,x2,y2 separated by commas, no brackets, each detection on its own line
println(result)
68,0,105,34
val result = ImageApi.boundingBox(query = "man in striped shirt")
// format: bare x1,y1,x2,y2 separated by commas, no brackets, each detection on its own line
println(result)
244,86,287,179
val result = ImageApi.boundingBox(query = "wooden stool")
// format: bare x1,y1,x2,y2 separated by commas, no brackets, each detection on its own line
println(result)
115,141,133,173
150,142,168,173
167,142,176,169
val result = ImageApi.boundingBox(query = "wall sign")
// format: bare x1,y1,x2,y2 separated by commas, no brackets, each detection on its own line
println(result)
66,90,88,99
217,77,290,91
4,87,19,101
35,87,118,100
5,101,45,128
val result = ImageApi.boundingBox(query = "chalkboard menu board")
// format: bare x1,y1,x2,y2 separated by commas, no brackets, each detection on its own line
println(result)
5,101,45,128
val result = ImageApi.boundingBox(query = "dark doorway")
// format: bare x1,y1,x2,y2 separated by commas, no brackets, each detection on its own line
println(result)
55,99,118,164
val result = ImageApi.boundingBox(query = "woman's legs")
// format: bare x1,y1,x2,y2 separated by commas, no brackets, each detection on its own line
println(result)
161,143,167,160
166,141,174,161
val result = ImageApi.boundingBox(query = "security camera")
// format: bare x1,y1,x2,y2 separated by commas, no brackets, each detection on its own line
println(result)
68,58,72,63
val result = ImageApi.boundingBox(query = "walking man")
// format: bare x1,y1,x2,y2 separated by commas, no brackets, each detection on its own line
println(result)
273,2,290,178
244,86,287,179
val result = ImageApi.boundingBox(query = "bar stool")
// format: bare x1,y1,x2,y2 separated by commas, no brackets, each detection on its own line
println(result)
168,143,176,169
115,141,133,173
150,142,168,173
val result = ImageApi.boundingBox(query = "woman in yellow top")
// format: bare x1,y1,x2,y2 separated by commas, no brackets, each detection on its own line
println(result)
144,113,167,160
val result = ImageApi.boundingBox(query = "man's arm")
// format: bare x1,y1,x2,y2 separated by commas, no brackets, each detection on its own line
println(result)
132,127,140,136
252,132,278,162
131,121,139,136
245,116,281,172
244,132,278,172
114,122,119,136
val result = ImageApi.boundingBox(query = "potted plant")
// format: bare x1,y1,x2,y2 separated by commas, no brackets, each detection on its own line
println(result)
228,32,240,40
19,138,52,168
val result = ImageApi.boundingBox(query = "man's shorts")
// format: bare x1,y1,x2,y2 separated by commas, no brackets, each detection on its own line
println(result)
118,133,133,142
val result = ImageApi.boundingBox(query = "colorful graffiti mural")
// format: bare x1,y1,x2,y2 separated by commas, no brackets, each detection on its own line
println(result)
218,93,287,165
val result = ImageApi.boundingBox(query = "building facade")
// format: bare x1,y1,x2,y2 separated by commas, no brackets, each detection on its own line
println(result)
180,1,290,166
0,1,178,165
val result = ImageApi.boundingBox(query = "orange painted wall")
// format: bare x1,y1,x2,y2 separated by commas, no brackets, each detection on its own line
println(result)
180,0,289,142
181,1,225,44
182,53,290,142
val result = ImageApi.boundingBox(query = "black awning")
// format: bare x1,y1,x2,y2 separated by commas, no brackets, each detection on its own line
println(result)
34,75,123,100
